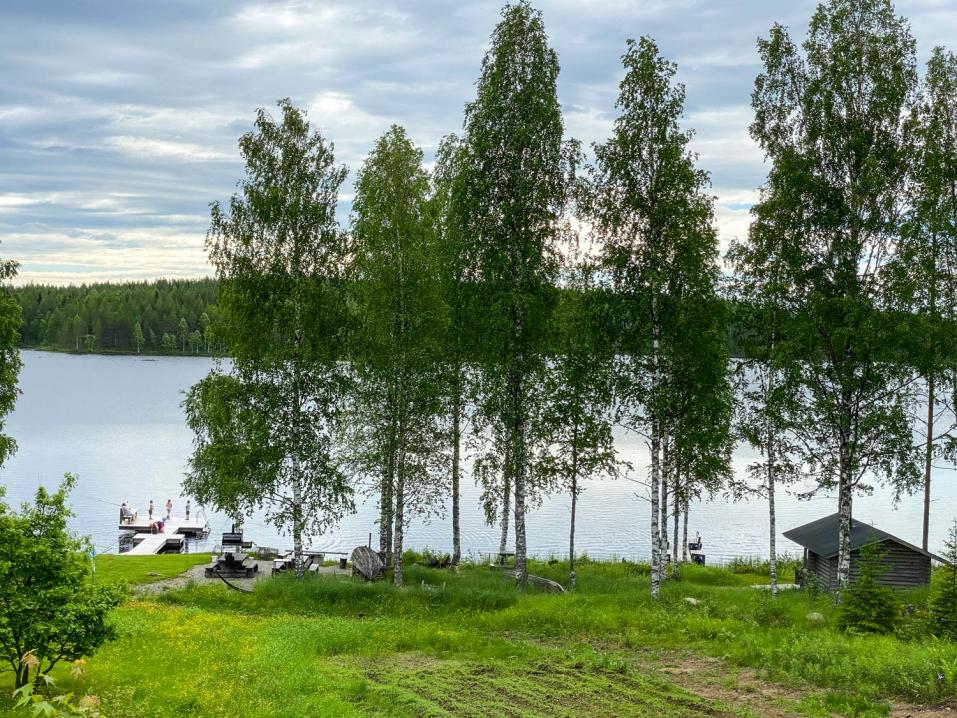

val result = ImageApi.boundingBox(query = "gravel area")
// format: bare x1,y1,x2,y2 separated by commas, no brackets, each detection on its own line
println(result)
133,559,349,595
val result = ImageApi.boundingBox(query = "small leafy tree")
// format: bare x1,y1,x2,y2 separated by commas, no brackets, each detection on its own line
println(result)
0,250,21,464
0,475,123,689
177,317,189,352
13,660,103,717
537,260,625,588
189,330,203,354
132,320,145,354
837,540,898,634
930,520,957,640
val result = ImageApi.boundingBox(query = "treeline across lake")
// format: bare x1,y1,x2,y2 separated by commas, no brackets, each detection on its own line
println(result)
13,279,220,354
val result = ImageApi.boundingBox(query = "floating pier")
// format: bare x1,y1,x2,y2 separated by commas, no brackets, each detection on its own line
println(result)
118,516,208,556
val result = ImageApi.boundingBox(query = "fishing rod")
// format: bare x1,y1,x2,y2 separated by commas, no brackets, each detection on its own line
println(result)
89,497,124,508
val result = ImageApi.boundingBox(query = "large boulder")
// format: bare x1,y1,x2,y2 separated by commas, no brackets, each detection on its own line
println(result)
350,546,384,581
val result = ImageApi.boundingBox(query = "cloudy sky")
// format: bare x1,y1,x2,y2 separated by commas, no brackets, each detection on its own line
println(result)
1,0,955,285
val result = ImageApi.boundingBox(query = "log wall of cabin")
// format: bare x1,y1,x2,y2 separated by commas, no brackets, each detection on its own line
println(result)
810,540,931,591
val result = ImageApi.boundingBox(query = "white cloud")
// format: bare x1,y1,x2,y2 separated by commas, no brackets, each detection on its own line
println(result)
103,136,234,162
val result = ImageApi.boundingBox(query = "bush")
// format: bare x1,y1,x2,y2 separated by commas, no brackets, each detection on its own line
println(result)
930,520,957,640
0,474,124,688
838,542,898,635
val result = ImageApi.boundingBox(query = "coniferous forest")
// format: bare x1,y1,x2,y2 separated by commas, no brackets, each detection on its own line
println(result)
13,280,219,354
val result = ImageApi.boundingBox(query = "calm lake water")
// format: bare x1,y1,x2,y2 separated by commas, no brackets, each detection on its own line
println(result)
1,350,954,559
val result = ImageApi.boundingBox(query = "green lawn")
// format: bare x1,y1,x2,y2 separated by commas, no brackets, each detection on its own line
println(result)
1,556,954,717
91,552,211,586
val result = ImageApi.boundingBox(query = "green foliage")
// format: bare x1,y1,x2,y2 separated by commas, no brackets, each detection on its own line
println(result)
733,0,923,590
346,124,448,585
0,253,20,466
589,35,730,595
12,664,102,717
185,99,353,577
0,475,124,688
457,1,571,578
838,542,899,634
930,520,957,640
13,279,218,355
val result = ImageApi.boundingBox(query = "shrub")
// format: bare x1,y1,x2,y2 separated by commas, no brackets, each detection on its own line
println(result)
0,474,124,688
838,541,898,635
930,520,957,640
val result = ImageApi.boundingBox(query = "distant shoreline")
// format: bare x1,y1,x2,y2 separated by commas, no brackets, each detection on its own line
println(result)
18,345,215,359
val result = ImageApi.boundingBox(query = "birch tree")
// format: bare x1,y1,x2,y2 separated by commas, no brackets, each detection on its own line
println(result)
432,134,475,568
727,298,801,595
888,47,957,550
537,263,624,588
591,37,722,598
349,125,447,587
184,100,353,578
458,1,567,582
740,0,922,595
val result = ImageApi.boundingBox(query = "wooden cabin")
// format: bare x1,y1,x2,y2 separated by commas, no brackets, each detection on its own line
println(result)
783,513,946,591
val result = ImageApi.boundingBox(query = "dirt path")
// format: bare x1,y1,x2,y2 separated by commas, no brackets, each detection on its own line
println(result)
639,650,956,718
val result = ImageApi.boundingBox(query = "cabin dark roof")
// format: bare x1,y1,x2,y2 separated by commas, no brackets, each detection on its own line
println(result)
783,513,947,563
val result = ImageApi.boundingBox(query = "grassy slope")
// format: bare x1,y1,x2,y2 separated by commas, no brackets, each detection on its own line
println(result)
1,557,954,718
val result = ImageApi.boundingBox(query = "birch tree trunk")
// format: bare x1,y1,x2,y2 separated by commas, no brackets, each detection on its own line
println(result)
767,372,778,596
650,416,661,599
660,431,670,581
512,359,528,583
923,373,935,552
923,232,938,552
767,454,778,596
393,414,407,587
672,472,680,579
649,293,662,599
569,425,579,589
379,428,395,567
682,500,689,562
836,450,853,595
499,444,512,558
451,370,462,566
291,458,305,578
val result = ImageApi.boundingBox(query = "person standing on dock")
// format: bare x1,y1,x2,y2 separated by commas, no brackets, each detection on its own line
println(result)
165,498,172,519
185,500,190,520
148,499,154,520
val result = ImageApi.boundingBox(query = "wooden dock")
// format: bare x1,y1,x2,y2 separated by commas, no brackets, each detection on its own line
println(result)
119,516,208,556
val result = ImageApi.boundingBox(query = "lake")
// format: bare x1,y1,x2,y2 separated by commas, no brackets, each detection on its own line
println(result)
1,350,953,560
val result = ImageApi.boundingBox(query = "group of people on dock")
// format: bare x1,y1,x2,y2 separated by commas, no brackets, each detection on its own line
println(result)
120,497,191,533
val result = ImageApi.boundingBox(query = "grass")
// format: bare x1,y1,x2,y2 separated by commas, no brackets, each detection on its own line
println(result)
1,555,954,717
91,552,211,586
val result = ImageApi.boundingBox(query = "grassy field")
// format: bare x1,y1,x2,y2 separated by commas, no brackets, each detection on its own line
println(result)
91,552,211,586
1,555,955,717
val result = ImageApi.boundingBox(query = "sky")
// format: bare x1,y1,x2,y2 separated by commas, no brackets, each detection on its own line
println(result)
1,1,955,286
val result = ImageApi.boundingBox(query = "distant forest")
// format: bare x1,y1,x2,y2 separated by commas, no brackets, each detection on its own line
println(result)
12,279,220,354
10,278,758,358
